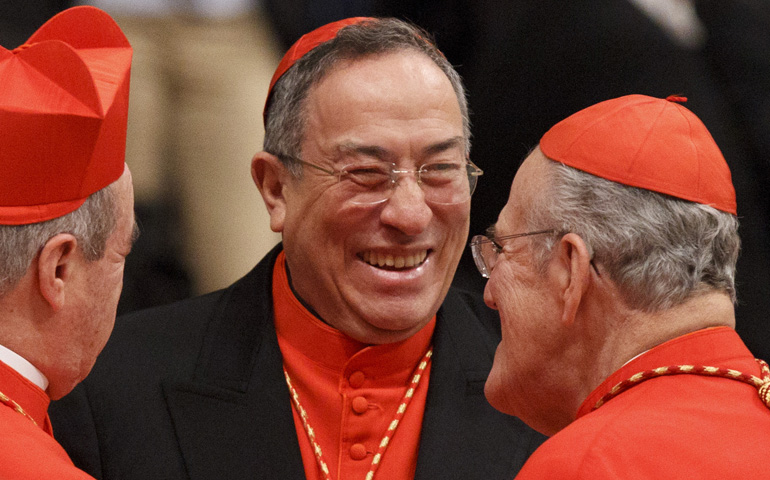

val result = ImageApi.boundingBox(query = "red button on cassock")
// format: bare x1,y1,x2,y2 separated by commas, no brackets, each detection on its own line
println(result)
351,396,369,414
349,371,366,388
350,443,368,460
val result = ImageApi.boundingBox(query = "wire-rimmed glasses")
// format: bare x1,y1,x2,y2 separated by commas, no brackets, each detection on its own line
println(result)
280,155,483,205
469,229,556,278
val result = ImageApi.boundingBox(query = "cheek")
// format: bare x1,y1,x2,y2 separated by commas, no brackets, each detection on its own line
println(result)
441,202,470,232
488,269,524,316
488,265,548,348
286,190,366,239
432,202,470,256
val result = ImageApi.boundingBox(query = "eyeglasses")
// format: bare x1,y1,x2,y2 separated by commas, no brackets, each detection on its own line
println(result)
469,229,555,278
279,155,483,205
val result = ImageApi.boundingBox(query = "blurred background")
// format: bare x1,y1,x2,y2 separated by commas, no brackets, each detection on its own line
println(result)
3,0,769,359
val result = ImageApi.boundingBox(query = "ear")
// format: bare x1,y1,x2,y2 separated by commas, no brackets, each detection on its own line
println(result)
552,233,593,326
37,233,80,312
252,151,288,233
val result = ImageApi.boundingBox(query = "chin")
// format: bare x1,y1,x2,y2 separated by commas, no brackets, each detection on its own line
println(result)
483,370,515,415
367,296,439,322
46,381,75,401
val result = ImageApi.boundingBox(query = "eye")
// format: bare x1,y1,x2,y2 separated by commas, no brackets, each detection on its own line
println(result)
419,162,465,186
340,164,392,188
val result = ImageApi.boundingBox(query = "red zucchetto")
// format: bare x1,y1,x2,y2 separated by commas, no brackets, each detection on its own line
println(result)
0,6,132,225
263,17,372,123
539,94,737,215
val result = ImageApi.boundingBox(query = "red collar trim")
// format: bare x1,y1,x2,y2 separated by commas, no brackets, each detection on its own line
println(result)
578,327,755,418
0,360,51,431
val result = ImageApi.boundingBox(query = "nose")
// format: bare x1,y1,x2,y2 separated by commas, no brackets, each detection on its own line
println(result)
483,281,498,310
379,176,432,235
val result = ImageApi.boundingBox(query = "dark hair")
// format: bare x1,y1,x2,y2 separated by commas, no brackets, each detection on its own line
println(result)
263,18,470,176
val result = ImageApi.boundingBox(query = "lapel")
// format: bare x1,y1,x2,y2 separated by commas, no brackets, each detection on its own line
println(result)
415,289,544,479
163,245,307,480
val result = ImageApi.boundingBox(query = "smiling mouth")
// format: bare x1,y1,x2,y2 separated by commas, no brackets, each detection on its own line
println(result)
360,250,428,270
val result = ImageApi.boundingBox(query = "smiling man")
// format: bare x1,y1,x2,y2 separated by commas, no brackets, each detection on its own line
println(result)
472,95,770,479
50,17,543,480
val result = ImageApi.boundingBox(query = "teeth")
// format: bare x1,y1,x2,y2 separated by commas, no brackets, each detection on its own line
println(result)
362,250,428,269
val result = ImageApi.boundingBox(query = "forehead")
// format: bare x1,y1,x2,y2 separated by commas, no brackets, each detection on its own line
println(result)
302,51,464,153
498,149,550,230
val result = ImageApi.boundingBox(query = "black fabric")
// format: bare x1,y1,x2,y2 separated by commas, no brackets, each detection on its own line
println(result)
0,0,71,49
50,244,545,480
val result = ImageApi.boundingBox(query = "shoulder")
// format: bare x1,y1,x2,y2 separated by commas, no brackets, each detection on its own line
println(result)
0,411,93,479
514,415,627,480
110,249,279,354
516,388,713,480
103,287,230,370
84,251,278,387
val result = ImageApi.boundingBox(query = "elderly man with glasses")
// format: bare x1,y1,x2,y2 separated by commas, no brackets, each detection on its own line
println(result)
472,94,770,479
50,17,543,480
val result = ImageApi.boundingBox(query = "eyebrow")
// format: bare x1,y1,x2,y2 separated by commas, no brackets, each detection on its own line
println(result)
338,143,390,162
423,136,466,156
485,224,497,237
338,136,466,163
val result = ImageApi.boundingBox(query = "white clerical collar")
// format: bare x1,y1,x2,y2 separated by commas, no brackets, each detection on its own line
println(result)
0,343,49,391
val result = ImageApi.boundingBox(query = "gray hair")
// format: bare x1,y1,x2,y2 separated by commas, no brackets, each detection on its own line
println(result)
528,159,740,312
0,184,118,296
263,17,470,176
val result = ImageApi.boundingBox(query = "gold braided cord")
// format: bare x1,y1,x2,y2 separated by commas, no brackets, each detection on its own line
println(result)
284,371,331,480
0,389,38,426
594,358,770,410
284,346,433,480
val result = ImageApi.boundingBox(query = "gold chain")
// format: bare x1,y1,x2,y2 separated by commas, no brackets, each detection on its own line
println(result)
284,347,433,480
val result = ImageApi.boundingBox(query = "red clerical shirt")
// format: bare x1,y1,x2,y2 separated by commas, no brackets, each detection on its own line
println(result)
0,360,94,479
273,251,435,480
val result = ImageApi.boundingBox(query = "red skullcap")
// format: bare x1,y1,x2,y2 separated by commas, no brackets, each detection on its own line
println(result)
263,17,373,123
540,94,737,214
0,6,132,225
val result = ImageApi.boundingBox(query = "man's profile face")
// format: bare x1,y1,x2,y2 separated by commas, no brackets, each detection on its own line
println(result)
279,51,469,344
483,150,568,432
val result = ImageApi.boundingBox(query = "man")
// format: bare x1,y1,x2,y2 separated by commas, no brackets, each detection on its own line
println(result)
0,6,135,479
471,94,770,479
50,17,544,480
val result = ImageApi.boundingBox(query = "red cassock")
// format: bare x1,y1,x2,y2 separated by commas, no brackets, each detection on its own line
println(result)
0,360,94,479
272,251,432,480
515,327,770,479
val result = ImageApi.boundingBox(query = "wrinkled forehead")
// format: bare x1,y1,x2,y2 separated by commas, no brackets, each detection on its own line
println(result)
303,52,464,147
499,149,551,226
303,48,467,136
513,149,550,203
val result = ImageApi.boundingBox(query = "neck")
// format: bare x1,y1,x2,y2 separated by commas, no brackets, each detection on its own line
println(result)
578,291,735,409
0,344,49,391
0,280,71,400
